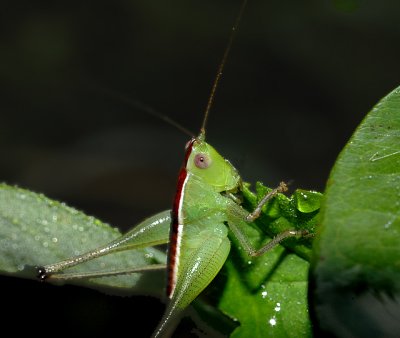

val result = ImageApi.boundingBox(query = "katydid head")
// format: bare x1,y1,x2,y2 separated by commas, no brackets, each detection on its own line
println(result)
185,137,240,192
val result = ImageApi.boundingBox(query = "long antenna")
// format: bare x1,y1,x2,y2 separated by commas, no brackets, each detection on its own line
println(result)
105,88,195,137
200,0,248,138
84,81,195,137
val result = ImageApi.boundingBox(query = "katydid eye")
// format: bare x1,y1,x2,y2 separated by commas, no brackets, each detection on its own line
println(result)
194,153,211,169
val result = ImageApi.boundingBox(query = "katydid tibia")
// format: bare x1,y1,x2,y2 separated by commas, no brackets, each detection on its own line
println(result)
36,1,310,336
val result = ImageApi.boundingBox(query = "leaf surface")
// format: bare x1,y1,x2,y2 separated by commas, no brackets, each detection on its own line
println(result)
311,86,400,336
0,184,167,296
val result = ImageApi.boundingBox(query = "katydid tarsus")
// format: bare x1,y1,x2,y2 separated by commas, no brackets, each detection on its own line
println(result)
36,0,310,336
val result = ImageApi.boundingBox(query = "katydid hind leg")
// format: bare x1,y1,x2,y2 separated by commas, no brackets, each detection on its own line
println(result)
37,210,171,280
45,263,166,281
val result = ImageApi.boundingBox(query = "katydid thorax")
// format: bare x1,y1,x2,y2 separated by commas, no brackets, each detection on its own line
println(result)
36,0,310,336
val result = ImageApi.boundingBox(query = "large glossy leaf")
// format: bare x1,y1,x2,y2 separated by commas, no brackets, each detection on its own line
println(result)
311,86,400,336
0,183,167,296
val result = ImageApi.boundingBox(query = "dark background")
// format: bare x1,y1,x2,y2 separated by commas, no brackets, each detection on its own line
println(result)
1,0,400,336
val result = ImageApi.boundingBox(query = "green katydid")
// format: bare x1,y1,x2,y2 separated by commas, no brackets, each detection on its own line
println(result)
36,1,311,336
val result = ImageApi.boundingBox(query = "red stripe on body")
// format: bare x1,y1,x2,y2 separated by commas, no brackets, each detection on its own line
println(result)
167,138,195,297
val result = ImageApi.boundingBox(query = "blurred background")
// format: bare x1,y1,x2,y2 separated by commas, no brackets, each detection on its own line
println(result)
1,0,400,336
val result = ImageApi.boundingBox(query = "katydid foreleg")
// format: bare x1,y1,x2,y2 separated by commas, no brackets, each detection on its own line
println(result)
225,183,310,257
37,210,171,280
246,181,288,221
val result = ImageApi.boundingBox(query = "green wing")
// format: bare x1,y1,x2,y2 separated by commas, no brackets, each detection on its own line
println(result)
153,177,232,337
154,225,230,337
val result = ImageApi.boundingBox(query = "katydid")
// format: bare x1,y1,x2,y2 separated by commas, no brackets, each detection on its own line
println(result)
36,0,310,336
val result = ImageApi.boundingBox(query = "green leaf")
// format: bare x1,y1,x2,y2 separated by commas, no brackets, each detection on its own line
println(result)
219,238,312,338
217,183,321,337
293,190,322,214
311,86,400,336
0,184,166,296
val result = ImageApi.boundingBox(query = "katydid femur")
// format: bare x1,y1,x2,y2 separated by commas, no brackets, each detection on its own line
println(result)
36,0,310,336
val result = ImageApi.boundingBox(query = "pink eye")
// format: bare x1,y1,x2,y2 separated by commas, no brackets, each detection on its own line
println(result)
194,153,211,169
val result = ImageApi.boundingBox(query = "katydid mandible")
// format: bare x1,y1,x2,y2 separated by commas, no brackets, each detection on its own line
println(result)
37,1,309,336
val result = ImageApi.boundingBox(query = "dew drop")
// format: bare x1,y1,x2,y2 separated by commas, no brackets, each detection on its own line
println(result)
52,237,58,243
42,241,49,247
52,214,58,222
261,291,268,298
269,317,277,326
69,208,78,215
384,218,394,229
274,302,281,312
247,260,252,265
